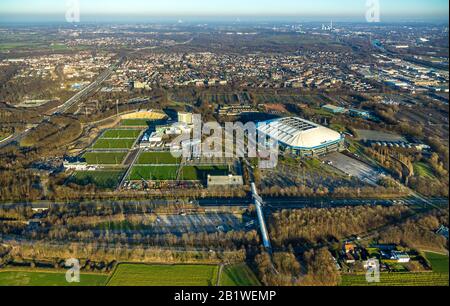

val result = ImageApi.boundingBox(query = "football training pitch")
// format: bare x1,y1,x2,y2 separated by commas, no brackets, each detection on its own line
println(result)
137,152,181,164
92,129,142,149
83,152,127,165
69,170,124,189
92,139,136,149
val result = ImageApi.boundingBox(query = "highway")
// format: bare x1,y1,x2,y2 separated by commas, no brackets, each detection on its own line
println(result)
0,57,123,149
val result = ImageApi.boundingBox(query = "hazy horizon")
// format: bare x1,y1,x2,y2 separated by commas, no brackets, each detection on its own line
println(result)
0,0,448,23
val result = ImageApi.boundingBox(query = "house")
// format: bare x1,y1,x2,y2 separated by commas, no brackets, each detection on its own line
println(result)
436,225,449,239
344,242,356,254
390,251,411,263
322,104,347,114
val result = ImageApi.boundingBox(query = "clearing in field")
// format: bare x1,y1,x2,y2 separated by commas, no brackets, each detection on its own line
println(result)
425,252,449,274
92,138,136,149
219,264,261,286
107,264,219,286
68,170,124,189
101,129,142,139
137,152,181,165
0,270,107,286
83,152,127,165
340,272,449,286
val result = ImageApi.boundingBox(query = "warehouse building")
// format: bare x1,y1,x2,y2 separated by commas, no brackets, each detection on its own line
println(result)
257,117,344,157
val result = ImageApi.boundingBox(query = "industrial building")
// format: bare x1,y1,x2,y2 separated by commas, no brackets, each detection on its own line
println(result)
257,117,344,157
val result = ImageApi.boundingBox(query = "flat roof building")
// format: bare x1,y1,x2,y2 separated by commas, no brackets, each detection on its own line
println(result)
257,117,344,157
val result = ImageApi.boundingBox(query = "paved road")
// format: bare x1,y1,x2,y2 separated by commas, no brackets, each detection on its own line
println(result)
0,197,447,210
0,58,123,149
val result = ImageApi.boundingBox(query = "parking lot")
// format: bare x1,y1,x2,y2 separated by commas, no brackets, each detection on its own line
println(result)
323,152,382,185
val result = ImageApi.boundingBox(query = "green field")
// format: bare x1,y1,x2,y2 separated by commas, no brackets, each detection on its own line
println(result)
92,139,136,149
137,152,181,164
0,270,107,286
340,272,449,286
220,264,261,286
425,252,449,274
413,162,436,179
107,264,219,286
129,165,229,181
83,152,127,165
101,129,142,139
130,165,179,181
121,119,154,127
69,170,124,189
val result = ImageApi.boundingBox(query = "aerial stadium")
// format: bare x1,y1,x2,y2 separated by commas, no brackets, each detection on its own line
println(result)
257,117,344,157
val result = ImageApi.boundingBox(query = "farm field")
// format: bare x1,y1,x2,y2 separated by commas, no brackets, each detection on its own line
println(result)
425,252,449,274
101,129,142,139
220,264,261,286
340,272,449,286
92,138,136,149
69,170,124,189
83,152,127,165
0,270,108,286
106,264,219,286
137,152,181,165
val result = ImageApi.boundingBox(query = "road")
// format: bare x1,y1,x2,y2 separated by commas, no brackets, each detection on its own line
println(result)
0,58,123,149
0,196,447,210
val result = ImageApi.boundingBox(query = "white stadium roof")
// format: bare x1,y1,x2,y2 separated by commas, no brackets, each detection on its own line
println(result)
257,117,342,150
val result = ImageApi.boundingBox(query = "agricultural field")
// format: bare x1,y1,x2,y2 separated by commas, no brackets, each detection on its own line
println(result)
68,170,124,189
425,252,449,274
340,272,449,286
220,264,261,286
92,139,136,149
83,152,127,165
106,264,219,286
137,152,181,165
0,270,108,286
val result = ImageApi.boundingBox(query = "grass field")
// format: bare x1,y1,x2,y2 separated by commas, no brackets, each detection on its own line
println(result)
0,271,107,286
107,264,219,286
425,252,449,274
83,152,127,165
101,129,142,139
137,152,181,165
413,162,436,179
120,119,154,127
92,139,136,149
129,165,229,181
340,272,449,286
220,264,261,286
130,165,178,181
69,170,124,189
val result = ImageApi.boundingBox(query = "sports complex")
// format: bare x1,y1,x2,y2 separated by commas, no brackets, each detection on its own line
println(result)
257,117,344,157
